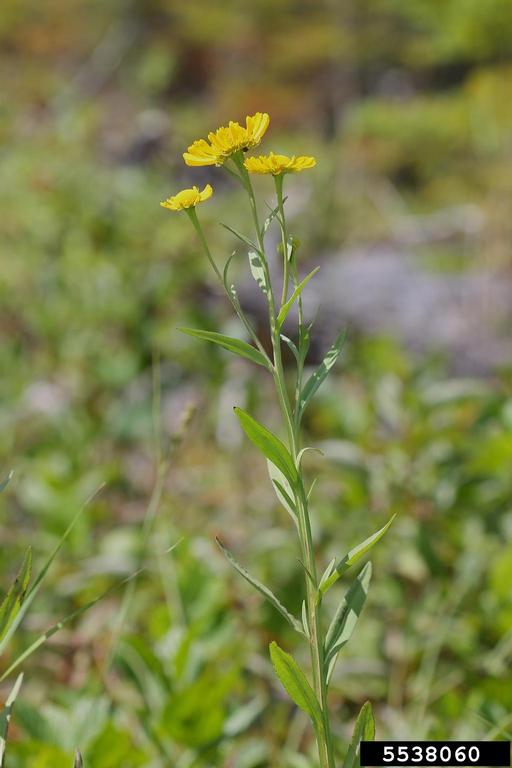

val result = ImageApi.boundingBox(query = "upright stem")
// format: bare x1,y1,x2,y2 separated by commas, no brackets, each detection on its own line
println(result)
275,174,290,306
239,167,335,767
274,352,335,768
194,157,336,767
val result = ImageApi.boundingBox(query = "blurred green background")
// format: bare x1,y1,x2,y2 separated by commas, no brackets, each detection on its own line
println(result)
1,0,512,766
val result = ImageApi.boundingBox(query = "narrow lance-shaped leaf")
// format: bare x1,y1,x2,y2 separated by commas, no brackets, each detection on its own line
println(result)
320,515,396,595
267,460,297,522
262,199,286,236
0,674,23,767
299,329,347,416
277,267,319,329
178,328,269,369
269,642,323,736
248,250,269,297
343,701,375,768
324,562,372,683
217,539,303,635
234,408,298,486
221,222,258,252
0,549,32,642
73,751,84,768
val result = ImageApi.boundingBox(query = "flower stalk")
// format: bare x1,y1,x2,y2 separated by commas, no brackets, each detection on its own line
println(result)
162,110,393,767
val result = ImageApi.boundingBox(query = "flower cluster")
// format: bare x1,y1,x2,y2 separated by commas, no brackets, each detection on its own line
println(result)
161,111,316,212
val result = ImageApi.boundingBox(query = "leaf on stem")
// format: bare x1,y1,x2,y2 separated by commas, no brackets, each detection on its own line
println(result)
267,461,297,522
220,223,258,252
277,268,319,330
0,673,23,767
343,701,375,768
280,334,299,363
248,251,269,296
234,408,298,486
299,329,347,416
0,549,32,643
178,328,269,368
262,200,286,236
216,539,303,634
324,562,372,683
269,642,323,736
319,515,396,595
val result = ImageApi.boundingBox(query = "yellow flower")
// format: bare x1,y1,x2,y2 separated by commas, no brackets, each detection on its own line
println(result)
160,184,213,212
183,112,270,167
244,152,316,175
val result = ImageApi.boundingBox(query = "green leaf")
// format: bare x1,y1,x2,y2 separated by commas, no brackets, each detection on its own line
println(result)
0,549,32,643
277,268,319,329
267,460,297,522
248,250,269,296
299,329,347,415
178,328,269,368
343,701,375,768
0,471,13,494
269,642,323,735
0,673,23,767
280,334,299,363
320,515,396,595
0,568,141,682
234,408,298,486
74,751,84,768
221,223,258,252
222,250,237,292
262,200,285,235
217,539,303,634
324,562,372,682
0,488,102,657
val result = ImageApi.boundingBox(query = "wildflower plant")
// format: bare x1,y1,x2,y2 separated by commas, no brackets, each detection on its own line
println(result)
162,112,395,767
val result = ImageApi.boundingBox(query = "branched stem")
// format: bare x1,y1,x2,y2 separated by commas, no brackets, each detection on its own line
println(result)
188,158,335,768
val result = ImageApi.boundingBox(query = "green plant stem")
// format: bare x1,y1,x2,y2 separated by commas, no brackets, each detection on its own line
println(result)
274,174,290,307
199,157,335,766
186,207,270,365
274,348,335,768
240,166,335,768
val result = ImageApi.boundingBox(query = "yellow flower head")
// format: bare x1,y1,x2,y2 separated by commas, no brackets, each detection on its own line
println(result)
183,112,270,167
160,184,213,212
244,152,316,176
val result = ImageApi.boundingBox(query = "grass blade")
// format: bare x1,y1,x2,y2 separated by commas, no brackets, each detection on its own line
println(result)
0,673,23,767
0,549,32,642
0,569,141,682
0,486,104,657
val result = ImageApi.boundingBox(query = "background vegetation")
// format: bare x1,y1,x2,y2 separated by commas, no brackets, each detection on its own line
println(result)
1,1,512,765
